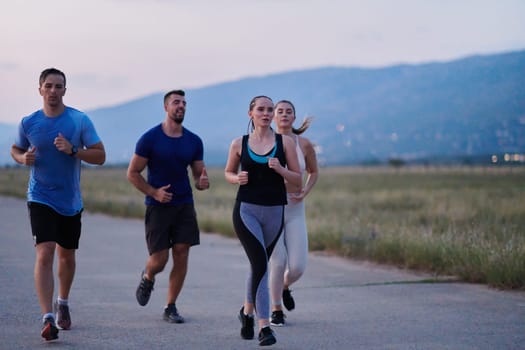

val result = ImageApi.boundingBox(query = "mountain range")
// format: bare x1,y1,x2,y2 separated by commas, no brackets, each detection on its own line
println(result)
1,49,524,166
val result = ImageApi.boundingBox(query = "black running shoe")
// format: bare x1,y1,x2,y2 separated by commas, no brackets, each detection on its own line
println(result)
282,289,295,311
163,303,185,323
270,310,285,327
54,301,71,330
41,317,59,341
238,306,254,340
258,326,276,346
136,270,154,306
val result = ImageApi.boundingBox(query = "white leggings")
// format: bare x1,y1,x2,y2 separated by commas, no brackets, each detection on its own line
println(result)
269,197,308,307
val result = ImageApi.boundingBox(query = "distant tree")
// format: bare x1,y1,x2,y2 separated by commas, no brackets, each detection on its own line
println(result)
360,158,382,166
388,158,405,168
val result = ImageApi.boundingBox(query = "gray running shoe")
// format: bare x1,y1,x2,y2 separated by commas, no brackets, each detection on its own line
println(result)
54,301,71,330
41,317,59,341
163,304,185,323
136,270,154,306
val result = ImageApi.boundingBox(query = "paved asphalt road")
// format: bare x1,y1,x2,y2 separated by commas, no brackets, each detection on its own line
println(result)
0,196,524,349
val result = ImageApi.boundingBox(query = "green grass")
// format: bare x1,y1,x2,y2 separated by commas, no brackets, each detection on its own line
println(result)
1,165,524,290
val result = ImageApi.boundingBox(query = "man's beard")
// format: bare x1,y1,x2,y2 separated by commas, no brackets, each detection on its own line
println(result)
170,110,185,124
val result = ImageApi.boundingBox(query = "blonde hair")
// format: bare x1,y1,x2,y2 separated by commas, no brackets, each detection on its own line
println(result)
293,116,314,135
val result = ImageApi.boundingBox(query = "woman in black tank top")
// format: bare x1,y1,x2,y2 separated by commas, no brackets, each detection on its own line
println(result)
224,95,301,346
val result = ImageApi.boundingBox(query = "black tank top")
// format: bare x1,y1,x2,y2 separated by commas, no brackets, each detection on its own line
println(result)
236,133,287,206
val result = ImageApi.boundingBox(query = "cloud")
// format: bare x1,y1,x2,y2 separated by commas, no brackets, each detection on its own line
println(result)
0,62,18,71
70,73,129,89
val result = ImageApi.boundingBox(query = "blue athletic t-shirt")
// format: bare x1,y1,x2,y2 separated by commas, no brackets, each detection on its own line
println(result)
14,107,102,216
134,124,203,206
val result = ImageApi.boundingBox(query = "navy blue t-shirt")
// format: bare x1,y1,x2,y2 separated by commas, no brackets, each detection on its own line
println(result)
134,124,203,206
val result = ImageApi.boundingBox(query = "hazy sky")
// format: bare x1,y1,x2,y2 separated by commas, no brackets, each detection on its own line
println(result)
1,0,524,124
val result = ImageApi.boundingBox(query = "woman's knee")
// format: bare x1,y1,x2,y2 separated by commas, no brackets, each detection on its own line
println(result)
287,265,306,281
270,255,287,272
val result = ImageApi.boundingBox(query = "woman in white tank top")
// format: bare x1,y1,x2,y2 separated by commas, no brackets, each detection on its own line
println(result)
269,100,319,326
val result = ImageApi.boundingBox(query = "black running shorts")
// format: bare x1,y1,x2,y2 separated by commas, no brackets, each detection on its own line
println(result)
145,204,200,255
27,202,82,249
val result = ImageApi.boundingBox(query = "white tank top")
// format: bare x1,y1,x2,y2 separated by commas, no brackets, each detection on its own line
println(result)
295,135,306,174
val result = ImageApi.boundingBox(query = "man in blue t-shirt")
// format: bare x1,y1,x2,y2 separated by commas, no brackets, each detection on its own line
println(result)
11,68,106,341
127,89,209,324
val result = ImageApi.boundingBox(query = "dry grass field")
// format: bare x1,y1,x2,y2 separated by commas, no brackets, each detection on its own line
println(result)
1,165,524,290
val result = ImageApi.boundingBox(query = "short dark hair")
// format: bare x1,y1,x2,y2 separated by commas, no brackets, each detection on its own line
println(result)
39,68,66,87
164,89,185,104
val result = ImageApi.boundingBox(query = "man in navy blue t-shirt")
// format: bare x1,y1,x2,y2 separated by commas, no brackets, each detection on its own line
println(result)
127,89,209,324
